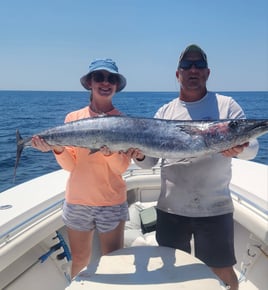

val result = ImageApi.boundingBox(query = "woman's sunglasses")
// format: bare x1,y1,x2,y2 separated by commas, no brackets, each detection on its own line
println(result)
179,60,207,70
92,72,119,85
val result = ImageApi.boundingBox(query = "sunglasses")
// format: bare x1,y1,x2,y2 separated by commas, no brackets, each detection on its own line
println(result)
92,72,119,85
179,59,208,70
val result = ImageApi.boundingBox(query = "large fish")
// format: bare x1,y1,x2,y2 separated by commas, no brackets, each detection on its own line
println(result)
15,116,268,176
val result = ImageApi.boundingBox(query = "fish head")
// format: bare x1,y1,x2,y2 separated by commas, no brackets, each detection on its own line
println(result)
227,119,268,141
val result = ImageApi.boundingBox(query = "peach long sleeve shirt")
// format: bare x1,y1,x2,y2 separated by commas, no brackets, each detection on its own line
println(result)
54,106,131,206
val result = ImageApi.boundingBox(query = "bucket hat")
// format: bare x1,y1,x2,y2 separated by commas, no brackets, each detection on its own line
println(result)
80,58,126,92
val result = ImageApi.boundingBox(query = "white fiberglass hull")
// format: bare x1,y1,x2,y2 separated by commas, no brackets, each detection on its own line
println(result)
0,159,267,289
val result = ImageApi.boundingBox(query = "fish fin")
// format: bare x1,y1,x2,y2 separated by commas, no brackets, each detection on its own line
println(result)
14,130,24,182
88,148,100,154
161,158,194,167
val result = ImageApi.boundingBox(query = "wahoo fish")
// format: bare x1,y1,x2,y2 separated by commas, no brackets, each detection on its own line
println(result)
15,116,268,175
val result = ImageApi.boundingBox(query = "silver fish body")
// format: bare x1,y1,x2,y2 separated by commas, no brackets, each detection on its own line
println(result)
15,116,268,176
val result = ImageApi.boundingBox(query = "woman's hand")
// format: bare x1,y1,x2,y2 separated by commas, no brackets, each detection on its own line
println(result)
125,148,145,160
31,135,64,154
100,145,112,156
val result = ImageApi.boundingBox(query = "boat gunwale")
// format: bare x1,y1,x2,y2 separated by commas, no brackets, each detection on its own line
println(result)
0,199,64,246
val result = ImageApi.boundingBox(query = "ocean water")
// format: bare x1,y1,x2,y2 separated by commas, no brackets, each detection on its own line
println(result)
0,90,267,193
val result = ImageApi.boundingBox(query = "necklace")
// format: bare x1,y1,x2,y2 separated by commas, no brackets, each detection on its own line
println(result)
89,104,114,116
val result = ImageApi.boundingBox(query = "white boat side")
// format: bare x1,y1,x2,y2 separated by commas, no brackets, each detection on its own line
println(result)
0,159,267,289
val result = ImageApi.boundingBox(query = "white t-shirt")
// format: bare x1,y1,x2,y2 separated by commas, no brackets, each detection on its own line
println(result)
137,92,259,217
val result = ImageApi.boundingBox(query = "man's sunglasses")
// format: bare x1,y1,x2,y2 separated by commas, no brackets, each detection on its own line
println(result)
179,60,207,70
92,72,119,85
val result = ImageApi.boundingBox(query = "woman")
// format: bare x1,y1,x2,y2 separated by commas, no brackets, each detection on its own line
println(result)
32,58,141,278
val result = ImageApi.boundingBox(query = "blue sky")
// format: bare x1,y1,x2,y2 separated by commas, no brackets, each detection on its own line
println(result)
0,0,267,92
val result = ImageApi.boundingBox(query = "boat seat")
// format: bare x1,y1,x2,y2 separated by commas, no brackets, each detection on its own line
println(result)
66,246,223,289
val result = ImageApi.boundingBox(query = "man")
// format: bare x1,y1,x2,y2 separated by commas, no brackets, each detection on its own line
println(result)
135,44,259,290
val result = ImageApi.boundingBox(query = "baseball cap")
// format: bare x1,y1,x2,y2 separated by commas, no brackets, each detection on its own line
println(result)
178,44,208,67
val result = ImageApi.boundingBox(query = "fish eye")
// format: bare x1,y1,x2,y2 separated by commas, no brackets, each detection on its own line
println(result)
228,120,239,130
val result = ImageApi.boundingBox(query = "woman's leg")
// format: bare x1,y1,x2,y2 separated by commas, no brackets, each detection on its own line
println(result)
99,220,125,255
67,227,94,278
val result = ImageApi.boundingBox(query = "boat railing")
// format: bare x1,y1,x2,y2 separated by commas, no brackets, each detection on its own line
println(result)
123,164,161,178
230,184,268,219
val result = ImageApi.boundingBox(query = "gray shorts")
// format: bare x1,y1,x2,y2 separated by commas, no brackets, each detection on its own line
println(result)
62,201,129,233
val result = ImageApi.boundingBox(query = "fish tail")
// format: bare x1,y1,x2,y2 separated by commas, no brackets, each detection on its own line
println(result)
14,129,24,181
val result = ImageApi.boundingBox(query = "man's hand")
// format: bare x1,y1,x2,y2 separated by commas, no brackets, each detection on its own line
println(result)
221,142,249,157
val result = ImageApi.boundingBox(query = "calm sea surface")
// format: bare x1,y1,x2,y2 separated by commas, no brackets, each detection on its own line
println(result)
0,90,267,192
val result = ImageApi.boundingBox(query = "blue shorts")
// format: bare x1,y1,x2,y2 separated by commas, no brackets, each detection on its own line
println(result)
156,209,236,268
62,201,129,233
